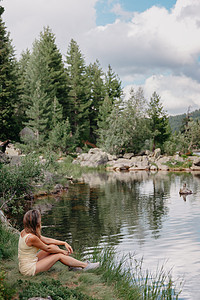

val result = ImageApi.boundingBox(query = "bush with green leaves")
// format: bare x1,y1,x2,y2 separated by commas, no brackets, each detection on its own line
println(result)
0,268,16,300
0,154,43,213
18,279,95,300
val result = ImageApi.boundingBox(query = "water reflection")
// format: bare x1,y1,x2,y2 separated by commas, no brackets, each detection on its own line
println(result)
38,171,200,299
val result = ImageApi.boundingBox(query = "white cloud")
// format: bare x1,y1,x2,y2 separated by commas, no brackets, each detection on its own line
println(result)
2,0,97,56
83,1,200,78
111,3,133,21
124,74,200,115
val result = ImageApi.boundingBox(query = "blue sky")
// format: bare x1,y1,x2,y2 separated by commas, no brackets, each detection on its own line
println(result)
2,0,200,115
96,0,177,25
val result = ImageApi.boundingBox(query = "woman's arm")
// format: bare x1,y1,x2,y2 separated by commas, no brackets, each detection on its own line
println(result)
27,235,70,255
40,235,73,254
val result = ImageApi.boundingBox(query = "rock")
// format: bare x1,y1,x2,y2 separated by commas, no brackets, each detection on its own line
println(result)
153,148,161,159
73,148,109,167
129,156,150,170
193,157,200,167
145,150,151,156
20,127,35,141
155,156,170,171
0,150,10,164
190,165,200,171
5,143,21,156
123,153,134,159
137,150,146,156
107,153,117,161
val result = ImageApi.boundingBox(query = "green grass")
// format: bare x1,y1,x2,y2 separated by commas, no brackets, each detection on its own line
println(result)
165,159,193,170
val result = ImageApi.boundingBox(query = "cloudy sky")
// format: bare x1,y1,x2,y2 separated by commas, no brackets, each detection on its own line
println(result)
2,0,200,115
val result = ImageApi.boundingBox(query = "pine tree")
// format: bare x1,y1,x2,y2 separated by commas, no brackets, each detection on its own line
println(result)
0,5,19,139
17,49,31,127
51,96,63,128
65,39,91,143
105,64,123,103
22,27,68,125
25,80,51,146
148,92,171,151
49,118,72,152
86,60,105,143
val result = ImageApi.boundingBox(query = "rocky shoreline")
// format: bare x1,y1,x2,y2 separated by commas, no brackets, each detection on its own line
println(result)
73,147,200,172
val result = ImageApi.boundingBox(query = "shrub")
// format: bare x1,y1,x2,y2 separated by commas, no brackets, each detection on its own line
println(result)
18,279,95,300
0,269,16,300
0,154,43,213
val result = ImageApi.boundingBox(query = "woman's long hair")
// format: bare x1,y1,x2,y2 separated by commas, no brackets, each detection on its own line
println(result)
23,209,41,237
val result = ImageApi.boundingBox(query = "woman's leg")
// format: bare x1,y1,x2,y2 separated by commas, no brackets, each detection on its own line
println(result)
37,250,51,261
35,253,88,274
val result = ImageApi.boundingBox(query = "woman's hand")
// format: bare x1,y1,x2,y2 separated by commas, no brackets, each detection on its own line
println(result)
64,242,73,254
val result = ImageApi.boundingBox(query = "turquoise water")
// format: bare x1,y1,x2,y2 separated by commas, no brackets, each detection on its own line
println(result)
38,171,200,299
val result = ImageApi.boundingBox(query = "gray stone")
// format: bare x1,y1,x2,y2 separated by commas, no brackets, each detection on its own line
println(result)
20,127,35,140
0,151,10,164
155,156,170,170
73,148,109,167
107,153,117,161
123,153,134,159
153,148,161,159
193,157,200,166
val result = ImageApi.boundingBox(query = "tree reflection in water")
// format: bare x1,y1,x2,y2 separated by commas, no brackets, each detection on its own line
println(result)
40,171,196,251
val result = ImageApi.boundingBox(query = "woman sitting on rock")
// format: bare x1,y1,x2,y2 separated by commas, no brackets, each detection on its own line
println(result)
18,209,99,276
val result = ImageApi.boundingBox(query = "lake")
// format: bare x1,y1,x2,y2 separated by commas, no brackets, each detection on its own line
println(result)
36,171,200,300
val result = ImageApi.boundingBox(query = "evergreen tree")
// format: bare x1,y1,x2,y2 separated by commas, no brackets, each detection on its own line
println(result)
25,80,51,146
65,39,91,143
147,92,171,151
105,64,123,103
17,49,31,127
0,5,19,139
22,27,68,125
51,96,63,128
49,118,72,152
86,60,105,143
98,88,150,154
96,95,113,145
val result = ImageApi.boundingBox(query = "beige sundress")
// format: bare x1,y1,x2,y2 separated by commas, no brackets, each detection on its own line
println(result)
18,233,38,276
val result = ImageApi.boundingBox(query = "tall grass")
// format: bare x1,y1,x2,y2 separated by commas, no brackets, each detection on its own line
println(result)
92,247,182,300
0,221,18,260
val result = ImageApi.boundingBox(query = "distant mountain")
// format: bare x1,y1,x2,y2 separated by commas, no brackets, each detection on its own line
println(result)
169,109,200,133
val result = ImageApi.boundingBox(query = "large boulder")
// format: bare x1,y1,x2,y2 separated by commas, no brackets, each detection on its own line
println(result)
73,148,109,167
110,158,133,171
155,156,170,170
129,156,150,170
